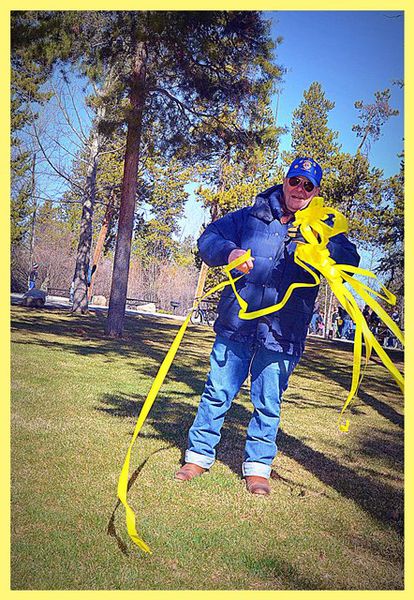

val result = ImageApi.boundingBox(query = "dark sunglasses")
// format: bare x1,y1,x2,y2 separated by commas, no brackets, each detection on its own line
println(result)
288,176,315,193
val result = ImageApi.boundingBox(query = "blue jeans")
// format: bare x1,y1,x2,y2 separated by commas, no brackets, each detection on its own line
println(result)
186,335,299,478
341,318,351,339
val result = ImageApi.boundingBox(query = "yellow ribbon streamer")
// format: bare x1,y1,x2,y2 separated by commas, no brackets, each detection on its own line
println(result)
117,195,404,552
117,264,245,553
294,198,404,430
226,196,404,431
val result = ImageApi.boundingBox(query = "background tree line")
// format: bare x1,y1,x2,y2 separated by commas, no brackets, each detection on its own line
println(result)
11,10,404,335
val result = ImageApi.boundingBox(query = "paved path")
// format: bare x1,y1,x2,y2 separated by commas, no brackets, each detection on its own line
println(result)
10,294,404,354
10,293,186,322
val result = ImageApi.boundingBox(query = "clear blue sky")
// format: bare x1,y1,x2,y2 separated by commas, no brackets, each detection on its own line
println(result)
180,10,404,239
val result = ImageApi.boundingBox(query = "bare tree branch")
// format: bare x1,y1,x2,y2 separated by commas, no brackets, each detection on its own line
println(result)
64,78,91,143
50,81,89,145
31,117,86,195
33,193,107,206
42,130,83,163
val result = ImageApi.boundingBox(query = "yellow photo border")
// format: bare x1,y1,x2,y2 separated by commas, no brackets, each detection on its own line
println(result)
2,2,411,598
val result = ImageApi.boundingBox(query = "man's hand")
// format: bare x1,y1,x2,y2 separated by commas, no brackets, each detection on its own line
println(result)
287,225,320,244
228,249,255,274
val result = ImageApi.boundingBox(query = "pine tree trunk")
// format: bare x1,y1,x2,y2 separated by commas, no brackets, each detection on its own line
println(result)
105,41,147,337
71,70,116,314
72,130,99,313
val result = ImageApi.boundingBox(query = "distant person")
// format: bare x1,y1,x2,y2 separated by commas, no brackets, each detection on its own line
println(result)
385,310,401,348
369,311,380,337
69,281,75,303
28,263,39,291
309,309,322,335
317,315,325,336
331,307,340,338
341,312,352,339
362,304,371,322
347,319,355,341
337,306,346,338
391,310,400,327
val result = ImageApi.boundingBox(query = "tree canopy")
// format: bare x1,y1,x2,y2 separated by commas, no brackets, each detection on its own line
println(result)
10,11,404,330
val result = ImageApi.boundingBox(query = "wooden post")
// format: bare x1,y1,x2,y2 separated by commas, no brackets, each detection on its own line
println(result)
193,200,219,303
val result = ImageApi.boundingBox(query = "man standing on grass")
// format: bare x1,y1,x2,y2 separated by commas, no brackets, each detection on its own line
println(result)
175,157,360,495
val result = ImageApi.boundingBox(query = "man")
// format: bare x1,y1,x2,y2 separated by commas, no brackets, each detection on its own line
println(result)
330,306,340,339
337,306,346,338
175,157,360,495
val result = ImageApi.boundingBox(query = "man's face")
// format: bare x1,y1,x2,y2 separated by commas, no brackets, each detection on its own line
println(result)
282,175,320,213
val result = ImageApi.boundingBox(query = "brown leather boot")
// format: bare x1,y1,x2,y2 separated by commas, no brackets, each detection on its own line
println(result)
245,475,271,495
174,463,207,481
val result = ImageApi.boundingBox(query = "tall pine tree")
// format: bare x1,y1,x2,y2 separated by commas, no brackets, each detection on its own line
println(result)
282,81,340,170
72,11,282,336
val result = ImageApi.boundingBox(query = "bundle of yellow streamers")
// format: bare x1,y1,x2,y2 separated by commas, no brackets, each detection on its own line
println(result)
117,195,404,553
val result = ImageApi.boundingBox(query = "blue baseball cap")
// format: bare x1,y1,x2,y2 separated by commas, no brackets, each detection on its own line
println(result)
286,157,323,187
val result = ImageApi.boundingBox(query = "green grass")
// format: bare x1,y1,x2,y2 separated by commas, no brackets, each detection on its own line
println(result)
10,305,404,590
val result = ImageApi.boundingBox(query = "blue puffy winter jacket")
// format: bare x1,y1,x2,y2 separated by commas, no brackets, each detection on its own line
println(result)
198,184,360,356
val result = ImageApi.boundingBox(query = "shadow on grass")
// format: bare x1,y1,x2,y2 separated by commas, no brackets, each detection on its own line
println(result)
12,307,404,539
11,307,215,396
107,444,173,556
241,554,327,590
296,347,404,429
98,388,403,537
12,306,404,433
278,429,403,535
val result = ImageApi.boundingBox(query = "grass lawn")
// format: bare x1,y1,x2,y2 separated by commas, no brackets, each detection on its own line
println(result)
10,304,404,590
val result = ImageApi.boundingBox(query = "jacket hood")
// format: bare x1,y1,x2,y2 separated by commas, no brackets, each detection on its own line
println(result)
251,184,285,223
